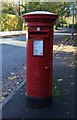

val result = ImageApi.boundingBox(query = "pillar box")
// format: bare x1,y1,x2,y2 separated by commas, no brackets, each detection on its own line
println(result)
22,11,58,108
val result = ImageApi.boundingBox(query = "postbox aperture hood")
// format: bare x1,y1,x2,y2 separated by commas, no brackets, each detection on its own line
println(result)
22,11,58,27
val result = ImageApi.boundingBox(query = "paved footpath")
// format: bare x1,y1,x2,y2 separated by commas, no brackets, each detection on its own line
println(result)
0,31,26,37
2,42,76,119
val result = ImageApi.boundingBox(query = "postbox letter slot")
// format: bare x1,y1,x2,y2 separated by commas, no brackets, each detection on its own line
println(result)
29,32,49,38
29,32,48,35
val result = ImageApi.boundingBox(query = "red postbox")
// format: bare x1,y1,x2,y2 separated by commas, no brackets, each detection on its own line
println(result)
22,11,58,108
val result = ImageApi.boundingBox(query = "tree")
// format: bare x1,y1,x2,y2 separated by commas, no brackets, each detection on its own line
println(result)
21,2,71,15
2,0,23,16
21,2,72,29
2,1,16,15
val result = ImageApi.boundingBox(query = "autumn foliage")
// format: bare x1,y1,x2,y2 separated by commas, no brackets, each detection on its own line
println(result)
1,14,25,31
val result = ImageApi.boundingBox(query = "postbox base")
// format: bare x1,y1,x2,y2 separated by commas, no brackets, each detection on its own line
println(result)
26,94,52,109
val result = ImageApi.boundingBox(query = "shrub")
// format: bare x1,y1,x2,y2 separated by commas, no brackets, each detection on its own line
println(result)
69,24,77,28
0,14,26,31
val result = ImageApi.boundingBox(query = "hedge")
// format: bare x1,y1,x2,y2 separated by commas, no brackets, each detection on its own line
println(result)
69,24,77,29
0,14,26,31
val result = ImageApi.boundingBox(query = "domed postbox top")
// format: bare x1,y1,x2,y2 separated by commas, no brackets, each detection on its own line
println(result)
22,11,58,26
23,11,56,15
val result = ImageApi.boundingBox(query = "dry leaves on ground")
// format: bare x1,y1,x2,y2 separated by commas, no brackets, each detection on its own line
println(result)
53,45,77,53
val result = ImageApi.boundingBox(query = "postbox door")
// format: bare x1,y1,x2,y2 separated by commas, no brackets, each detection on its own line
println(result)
26,37,52,97
43,38,52,96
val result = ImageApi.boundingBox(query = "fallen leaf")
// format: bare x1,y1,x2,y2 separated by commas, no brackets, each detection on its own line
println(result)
16,76,19,79
0,97,5,102
8,88,13,92
64,102,68,105
66,112,69,114
54,86,57,89
13,67,16,70
57,78,63,82
55,94,59,96
67,91,70,93
69,75,72,77
8,76,17,80
56,91,60,93
16,82,20,85
65,89,67,91
10,72,14,75
70,82,75,85
20,76,23,78
67,65,74,67
63,57,68,61
62,61,66,63
3,93,9,97
24,67,26,69
65,76,67,78
8,76,20,80
26,109,28,112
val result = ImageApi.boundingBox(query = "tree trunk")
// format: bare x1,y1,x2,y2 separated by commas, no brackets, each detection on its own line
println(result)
75,14,77,24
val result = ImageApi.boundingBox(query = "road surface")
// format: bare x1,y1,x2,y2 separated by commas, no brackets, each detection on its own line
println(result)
1,30,71,81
